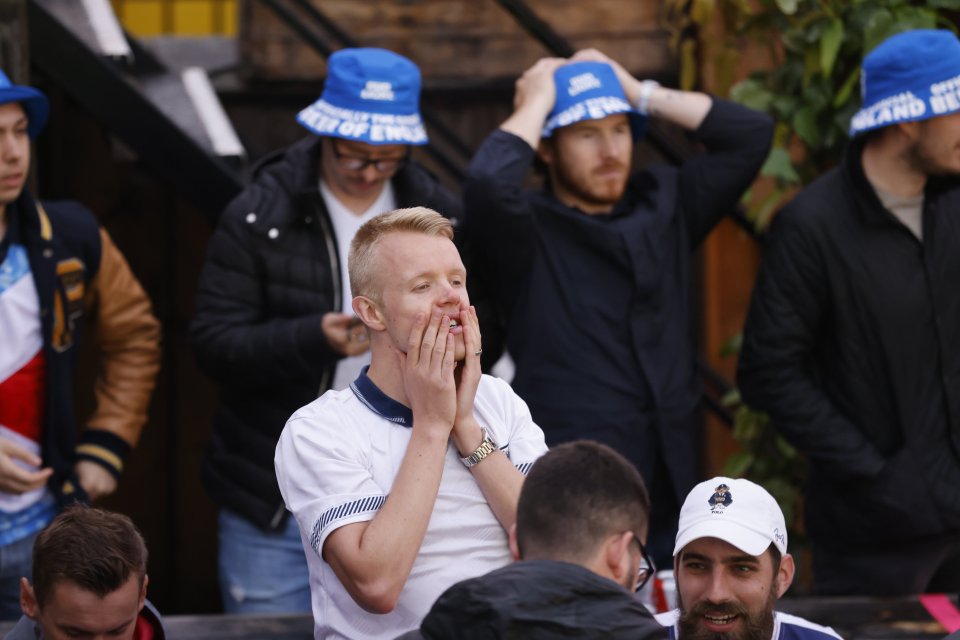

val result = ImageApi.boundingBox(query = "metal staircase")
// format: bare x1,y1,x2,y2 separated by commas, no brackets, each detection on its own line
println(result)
28,0,244,218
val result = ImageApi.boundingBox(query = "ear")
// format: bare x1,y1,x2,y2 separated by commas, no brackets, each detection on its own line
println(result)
352,295,385,332
508,523,521,561
896,120,921,142
535,139,554,167
139,574,149,611
20,578,38,620
605,531,633,582
775,553,795,598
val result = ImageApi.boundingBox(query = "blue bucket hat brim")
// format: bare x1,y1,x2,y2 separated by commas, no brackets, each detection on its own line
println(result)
542,61,647,139
850,29,960,136
297,48,428,146
0,72,49,139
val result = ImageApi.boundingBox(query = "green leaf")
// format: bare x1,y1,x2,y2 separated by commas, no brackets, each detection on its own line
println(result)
721,388,741,407
820,18,844,78
775,0,798,15
760,147,801,184
720,333,743,357
775,436,799,460
862,9,895,53
890,7,938,31
730,78,774,112
750,188,788,231
792,106,821,147
929,0,960,8
723,451,756,478
832,66,861,108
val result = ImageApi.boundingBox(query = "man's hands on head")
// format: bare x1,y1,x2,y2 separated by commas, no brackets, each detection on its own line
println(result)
323,312,371,357
571,48,642,105
500,57,568,149
0,439,52,494
572,47,712,129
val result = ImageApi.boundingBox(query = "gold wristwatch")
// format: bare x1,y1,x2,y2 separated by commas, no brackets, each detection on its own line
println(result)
460,428,497,468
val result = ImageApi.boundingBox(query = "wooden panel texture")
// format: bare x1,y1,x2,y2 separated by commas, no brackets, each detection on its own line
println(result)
240,0,675,84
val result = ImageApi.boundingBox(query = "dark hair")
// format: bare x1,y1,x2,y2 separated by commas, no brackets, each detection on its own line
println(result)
515,440,650,561
32,506,148,607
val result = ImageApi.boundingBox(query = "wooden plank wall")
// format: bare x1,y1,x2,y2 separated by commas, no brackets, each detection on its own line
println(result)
240,0,675,85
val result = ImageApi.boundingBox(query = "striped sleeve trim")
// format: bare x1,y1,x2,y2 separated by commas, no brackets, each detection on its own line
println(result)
515,461,535,475
310,495,386,556
75,444,124,478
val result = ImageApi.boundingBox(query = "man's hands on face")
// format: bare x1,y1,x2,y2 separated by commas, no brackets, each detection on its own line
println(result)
0,439,52,495
75,460,118,501
323,312,371,357
571,48,642,105
452,304,484,456
397,309,457,440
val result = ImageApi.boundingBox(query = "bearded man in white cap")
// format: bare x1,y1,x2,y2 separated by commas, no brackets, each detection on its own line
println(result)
739,28,960,595
190,48,462,614
656,477,841,640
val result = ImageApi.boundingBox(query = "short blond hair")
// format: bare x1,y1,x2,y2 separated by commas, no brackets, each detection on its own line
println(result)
348,207,454,300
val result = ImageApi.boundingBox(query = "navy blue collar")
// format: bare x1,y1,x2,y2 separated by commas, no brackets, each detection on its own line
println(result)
350,366,413,427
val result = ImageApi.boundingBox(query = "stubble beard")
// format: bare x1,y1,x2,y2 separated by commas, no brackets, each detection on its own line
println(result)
553,161,627,211
676,586,776,640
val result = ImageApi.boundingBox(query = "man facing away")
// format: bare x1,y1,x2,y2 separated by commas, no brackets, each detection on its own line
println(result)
190,48,462,613
738,29,960,595
275,207,547,639
402,440,668,640
6,505,165,640
464,49,773,565
657,477,841,640
0,71,160,618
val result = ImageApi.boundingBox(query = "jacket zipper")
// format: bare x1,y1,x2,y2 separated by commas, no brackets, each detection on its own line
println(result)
314,198,339,397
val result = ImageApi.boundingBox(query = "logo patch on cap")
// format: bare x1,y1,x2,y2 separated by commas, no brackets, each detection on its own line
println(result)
708,483,733,512
568,72,602,97
360,81,395,101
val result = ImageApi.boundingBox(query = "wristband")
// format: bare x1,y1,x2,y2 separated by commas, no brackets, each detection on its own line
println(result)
636,79,660,116
460,428,498,468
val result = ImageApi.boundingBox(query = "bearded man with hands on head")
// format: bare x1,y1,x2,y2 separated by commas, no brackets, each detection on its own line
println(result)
465,49,773,566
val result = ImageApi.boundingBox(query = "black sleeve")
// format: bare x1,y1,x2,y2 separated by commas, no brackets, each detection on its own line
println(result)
737,206,885,478
678,98,774,248
463,130,538,313
189,189,338,387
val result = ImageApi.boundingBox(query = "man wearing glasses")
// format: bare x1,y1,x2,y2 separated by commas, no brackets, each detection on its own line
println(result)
190,48,461,614
400,441,668,640
656,478,841,640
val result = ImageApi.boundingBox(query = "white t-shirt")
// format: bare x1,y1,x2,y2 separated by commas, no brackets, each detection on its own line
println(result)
275,370,548,640
319,179,396,391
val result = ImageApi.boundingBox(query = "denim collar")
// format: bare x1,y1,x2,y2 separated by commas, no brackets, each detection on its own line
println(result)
349,366,413,427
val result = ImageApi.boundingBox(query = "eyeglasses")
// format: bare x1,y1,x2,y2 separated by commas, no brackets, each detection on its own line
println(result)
331,139,409,173
632,532,656,593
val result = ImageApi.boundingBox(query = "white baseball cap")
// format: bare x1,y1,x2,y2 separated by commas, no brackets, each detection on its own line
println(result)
674,477,787,557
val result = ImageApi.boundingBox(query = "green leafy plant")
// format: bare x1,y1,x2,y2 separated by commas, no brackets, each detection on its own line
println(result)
665,0,960,552
668,0,960,227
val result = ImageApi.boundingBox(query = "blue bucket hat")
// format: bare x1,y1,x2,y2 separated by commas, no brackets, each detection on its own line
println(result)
850,29,960,136
0,70,49,139
297,48,427,146
542,61,646,139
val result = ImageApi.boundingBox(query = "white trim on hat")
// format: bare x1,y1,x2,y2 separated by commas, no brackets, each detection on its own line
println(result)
297,99,427,145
